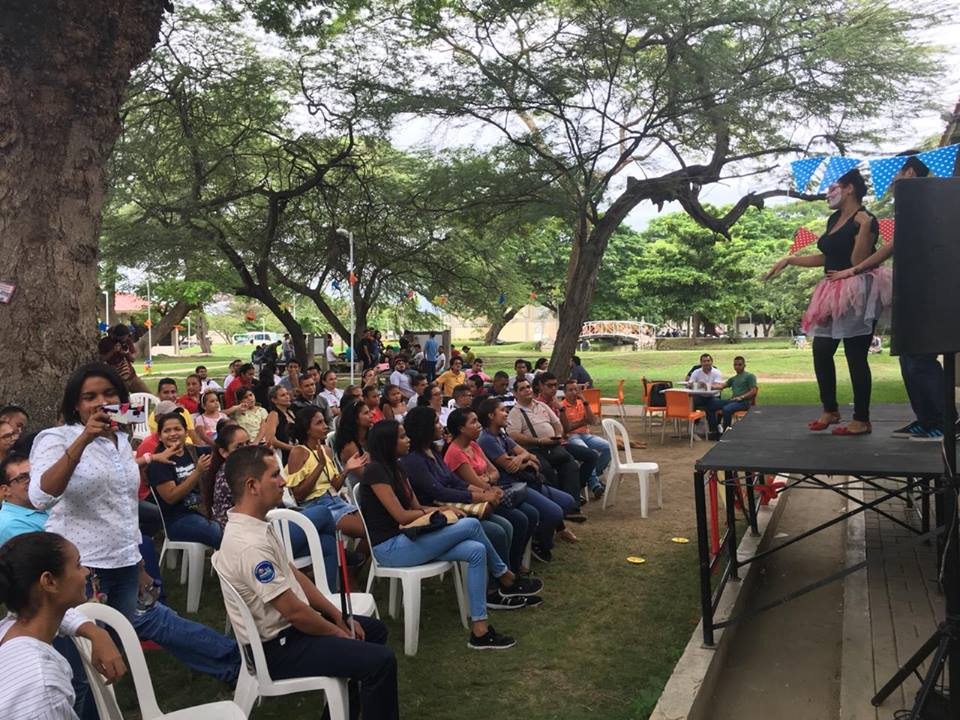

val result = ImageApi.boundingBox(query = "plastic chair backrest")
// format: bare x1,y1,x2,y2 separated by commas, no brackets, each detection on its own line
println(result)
213,568,276,689
602,418,635,466
351,484,382,576
149,486,172,542
752,387,760,406
582,388,601,415
266,508,333,594
75,602,165,720
664,390,692,417
617,379,625,404
641,377,650,405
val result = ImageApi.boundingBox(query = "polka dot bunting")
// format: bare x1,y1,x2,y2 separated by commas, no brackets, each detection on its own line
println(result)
818,156,862,192
790,156,826,192
867,156,907,199
916,144,960,178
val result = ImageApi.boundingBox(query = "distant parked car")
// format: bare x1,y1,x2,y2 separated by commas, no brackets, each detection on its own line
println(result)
232,331,282,345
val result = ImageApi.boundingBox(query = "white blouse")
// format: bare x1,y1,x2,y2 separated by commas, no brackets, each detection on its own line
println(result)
0,618,78,719
319,388,343,408
29,425,141,569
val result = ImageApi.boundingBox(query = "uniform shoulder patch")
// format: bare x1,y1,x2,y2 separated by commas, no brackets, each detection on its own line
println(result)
254,560,276,584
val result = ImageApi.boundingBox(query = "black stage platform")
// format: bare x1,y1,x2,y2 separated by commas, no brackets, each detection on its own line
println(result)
692,404,947,647
697,404,949,478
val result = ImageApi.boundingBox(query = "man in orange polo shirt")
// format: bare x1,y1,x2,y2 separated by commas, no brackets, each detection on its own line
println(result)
561,379,611,500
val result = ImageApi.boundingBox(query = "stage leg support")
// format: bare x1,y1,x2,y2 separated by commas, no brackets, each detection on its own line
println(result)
724,471,740,582
694,470,715,647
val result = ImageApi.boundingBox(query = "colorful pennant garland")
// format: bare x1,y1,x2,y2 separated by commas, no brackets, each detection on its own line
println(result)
867,156,907,199
497,292,507,305
878,218,895,245
916,144,960,178
788,227,819,255
790,156,825,192
817,156,862,192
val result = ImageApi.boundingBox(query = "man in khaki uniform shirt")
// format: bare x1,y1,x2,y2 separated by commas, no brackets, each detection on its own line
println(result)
212,446,397,720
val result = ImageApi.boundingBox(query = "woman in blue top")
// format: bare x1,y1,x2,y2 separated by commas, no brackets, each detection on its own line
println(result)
147,412,221,548
400,407,539,597
766,169,889,436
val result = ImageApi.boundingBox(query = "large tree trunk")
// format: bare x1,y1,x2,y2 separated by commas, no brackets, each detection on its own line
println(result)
484,306,520,345
196,312,213,354
0,2,163,426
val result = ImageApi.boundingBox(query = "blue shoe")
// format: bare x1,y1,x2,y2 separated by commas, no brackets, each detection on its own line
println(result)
891,420,927,438
910,426,944,442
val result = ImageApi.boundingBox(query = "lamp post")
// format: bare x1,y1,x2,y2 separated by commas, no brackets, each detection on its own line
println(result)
103,290,110,328
335,227,355,384
146,277,153,370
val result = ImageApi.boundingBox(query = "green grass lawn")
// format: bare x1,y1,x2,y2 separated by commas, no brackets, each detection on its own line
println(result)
150,340,908,407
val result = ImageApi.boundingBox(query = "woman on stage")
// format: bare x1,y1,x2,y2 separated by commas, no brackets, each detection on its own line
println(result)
766,169,890,435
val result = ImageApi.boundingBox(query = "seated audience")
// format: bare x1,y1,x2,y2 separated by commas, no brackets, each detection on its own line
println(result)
149,377,204,445
510,359,536,391
465,358,491,383
537,374,601,501
319,370,344,414
567,355,593,388
291,373,331,424
0,420,19,465
1,455,47,545
389,357,415,400
449,384,473,411
490,371,516,408
193,390,227,446
342,384,362,405
406,374,429,411
222,359,242,393
0,405,29,436
436,356,466,398
507,378,586,517
688,353,725,411
205,424,252,531
363,384,384,424
461,345,475,365
335,399,373,466
232,388,269,439
259,386,298,465
561,379,611,500
147,412,221,548
0,531,128,718
361,367,379,389
212,446,398,719
277,359,301,393
476,398,577,560
356,420,523,649
469,375,487,403
705,356,758,440
435,345,447,375
417,382,449,425
380,384,406,423
224,363,256,409
253,361,277,408
533,358,549,375
195,365,221,393
177,373,203,414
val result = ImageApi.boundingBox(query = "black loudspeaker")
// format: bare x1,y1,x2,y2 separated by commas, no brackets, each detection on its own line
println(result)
891,177,960,356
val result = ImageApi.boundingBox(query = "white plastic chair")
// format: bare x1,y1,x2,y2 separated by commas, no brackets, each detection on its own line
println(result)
151,487,211,613
72,602,245,720
129,392,160,442
213,568,349,718
354,485,469,656
601,418,662,517
266,507,378,618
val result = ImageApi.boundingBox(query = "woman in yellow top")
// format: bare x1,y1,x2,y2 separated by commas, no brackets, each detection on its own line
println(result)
286,406,368,544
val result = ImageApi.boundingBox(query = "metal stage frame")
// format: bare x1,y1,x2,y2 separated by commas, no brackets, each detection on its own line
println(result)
693,404,949,648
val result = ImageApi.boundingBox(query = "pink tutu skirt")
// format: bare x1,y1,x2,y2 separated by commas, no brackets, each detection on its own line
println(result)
801,267,891,339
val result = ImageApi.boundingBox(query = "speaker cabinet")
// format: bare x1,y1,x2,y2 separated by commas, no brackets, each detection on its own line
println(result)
891,177,960,356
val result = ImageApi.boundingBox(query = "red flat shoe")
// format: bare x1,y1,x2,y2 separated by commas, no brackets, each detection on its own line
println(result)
808,414,841,431
832,422,872,436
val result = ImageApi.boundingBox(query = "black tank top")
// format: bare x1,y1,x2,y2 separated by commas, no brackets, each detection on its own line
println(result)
817,207,879,272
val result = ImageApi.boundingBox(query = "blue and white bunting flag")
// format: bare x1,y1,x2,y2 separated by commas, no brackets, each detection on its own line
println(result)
916,144,960,178
818,156,862,192
790,156,826,192
867,156,907,199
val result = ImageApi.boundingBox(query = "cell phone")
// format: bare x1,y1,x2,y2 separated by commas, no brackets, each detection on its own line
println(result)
102,403,146,425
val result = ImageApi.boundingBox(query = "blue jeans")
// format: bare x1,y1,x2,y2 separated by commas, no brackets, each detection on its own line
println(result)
166,511,222,549
481,515,512,569
493,505,530,572
900,353,950,427
373,518,507,621
705,398,751,433
566,433,611,488
87,564,140,621
523,487,570,550
132,602,240,683
288,503,339,592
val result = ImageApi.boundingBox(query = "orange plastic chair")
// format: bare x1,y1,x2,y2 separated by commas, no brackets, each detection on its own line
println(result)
582,388,602,417
600,379,625,420
732,387,759,424
641,377,667,434
662,390,706,447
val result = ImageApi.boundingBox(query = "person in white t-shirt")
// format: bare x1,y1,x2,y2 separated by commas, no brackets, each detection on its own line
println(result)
687,354,724,411
318,370,344,415
0,531,128,720
389,357,415,400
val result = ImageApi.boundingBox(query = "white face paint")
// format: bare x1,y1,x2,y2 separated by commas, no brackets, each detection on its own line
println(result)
825,184,843,209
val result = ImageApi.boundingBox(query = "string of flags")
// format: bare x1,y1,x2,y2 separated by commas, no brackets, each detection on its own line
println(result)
788,218,896,255
789,144,959,198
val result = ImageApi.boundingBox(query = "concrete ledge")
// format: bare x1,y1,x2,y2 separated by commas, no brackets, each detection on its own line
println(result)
650,480,792,720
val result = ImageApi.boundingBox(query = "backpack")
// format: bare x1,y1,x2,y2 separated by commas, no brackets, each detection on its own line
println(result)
647,381,673,407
